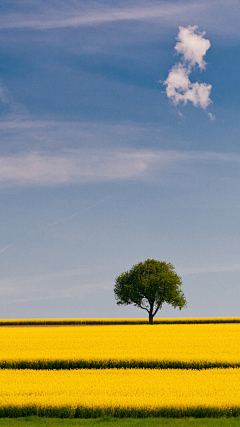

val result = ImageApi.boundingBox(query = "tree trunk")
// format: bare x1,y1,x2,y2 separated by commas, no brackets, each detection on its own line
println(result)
149,310,154,325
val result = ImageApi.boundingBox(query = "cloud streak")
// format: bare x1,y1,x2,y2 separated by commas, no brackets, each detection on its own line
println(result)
0,150,153,186
0,267,111,304
0,267,91,295
0,149,239,187
0,3,203,30
180,263,240,275
0,244,12,254
0,79,11,105
164,25,212,110
46,196,112,227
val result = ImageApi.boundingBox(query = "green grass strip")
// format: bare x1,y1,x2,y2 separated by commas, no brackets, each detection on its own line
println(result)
0,359,240,370
1,405,240,418
2,417,240,427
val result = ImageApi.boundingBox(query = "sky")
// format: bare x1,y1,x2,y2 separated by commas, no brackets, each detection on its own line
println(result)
0,0,240,319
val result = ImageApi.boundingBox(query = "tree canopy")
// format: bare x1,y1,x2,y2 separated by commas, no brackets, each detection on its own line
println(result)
114,259,187,324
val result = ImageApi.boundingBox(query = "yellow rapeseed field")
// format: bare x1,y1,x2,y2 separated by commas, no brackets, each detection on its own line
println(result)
0,324,240,366
0,368,240,417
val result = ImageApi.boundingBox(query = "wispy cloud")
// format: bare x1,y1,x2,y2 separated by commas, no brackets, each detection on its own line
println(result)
0,244,12,254
0,267,111,304
0,79,12,105
180,263,240,275
164,25,212,110
0,119,162,154
2,283,110,304
208,112,215,121
0,78,29,119
0,150,153,186
46,196,112,227
0,267,90,292
0,148,239,187
0,2,204,30
0,1,239,46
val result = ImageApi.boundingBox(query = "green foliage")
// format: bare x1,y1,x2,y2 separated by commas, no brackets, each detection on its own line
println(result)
114,260,187,323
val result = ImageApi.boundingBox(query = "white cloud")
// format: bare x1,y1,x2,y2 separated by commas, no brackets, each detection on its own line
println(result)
185,82,212,109
165,64,191,102
175,25,211,69
164,63,212,109
164,25,212,110
0,148,239,187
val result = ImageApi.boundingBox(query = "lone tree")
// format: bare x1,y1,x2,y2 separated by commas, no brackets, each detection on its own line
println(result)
114,259,187,324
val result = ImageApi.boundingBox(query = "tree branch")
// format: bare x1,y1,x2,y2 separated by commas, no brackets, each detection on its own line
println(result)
153,303,162,317
139,303,149,313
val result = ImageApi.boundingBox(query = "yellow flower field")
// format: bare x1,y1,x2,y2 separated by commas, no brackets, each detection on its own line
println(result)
0,368,240,417
0,322,240,418
0,324,240,368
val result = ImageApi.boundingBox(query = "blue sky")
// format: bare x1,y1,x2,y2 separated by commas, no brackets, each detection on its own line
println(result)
0,0,240,319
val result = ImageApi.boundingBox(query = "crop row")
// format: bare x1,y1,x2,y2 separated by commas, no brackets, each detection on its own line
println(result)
1,405,240,418
0,324,240,367
1,359,240,370
0,368,240,418
0,317,240,325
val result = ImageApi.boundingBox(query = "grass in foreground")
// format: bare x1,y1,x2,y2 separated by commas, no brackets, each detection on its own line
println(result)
1,417,240,427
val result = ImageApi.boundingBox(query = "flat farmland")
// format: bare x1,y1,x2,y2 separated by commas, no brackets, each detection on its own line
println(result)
0,322,240,419
1,368,240,417
0,324,240,369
